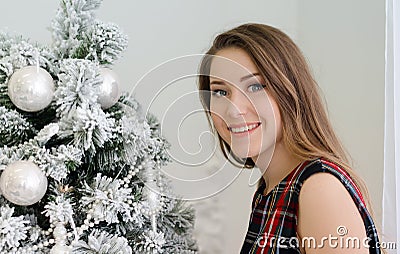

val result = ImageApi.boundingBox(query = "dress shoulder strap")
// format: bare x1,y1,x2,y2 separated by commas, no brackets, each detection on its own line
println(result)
293,158,366,207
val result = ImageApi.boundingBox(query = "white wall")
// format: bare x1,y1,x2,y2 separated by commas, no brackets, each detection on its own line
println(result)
296,0,385,224
0,1,385,253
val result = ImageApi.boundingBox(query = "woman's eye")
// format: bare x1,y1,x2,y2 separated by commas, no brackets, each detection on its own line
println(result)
211,89,227,97
247,83,266,93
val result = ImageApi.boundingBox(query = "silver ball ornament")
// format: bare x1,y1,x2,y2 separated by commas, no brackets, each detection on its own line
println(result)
8,66,55,112
0,160,48,206
98,68,120,109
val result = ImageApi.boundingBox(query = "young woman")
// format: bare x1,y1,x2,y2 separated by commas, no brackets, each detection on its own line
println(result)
198,23,382,253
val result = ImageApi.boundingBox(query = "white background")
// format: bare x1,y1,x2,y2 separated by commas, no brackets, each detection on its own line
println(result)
0,1,385,253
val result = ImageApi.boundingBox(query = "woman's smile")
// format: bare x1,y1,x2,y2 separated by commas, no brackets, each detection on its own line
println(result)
228,122,261,136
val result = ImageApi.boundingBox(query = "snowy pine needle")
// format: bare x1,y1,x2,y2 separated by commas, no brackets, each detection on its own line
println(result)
135,230,166,254
51,0,102,58
74,230,132,254
55,59,116,153
80,174,134,224
82,21,128,65
0,106,35,146
55,59,102,116
43,195,74,224
0,205,30,251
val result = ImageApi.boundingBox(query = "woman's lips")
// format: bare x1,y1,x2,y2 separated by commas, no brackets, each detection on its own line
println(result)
228,122,261,136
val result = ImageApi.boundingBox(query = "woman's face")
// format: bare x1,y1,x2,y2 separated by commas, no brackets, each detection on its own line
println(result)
209,47,282,163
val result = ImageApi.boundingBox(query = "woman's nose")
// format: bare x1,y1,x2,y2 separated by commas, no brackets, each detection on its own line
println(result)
226,90,250,118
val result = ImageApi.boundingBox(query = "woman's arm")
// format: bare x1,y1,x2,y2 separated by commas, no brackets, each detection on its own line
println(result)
298,172,369,254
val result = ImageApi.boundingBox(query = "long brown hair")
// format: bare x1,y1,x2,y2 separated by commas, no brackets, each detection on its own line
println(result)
198,23,375,221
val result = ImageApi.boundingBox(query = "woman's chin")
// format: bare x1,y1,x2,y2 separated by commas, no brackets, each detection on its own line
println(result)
231,150,257,161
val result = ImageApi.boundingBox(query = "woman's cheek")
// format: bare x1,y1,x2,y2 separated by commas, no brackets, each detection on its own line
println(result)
210,113,230,140
211,113,224,131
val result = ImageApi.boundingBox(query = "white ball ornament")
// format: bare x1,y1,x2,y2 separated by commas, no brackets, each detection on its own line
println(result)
98,68,121,109
8,66,55,112
0,160,48,206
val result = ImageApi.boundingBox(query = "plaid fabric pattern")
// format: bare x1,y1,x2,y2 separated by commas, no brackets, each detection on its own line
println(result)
240,158,381,254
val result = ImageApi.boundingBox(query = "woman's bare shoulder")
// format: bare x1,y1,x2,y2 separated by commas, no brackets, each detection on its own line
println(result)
297,172,368,253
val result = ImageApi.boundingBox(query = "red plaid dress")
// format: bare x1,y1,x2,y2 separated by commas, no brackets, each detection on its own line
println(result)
240,158,381,254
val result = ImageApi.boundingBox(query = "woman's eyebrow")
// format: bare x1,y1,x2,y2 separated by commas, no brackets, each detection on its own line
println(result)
240,73,260,82
209,80,225,85
210,73,260,85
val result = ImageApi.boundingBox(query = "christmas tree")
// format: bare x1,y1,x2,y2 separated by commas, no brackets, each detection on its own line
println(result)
0,0,197,253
